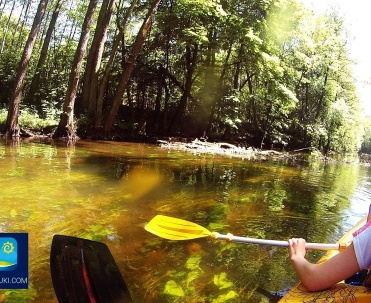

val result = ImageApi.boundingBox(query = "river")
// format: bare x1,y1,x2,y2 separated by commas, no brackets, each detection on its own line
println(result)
0,139,370,302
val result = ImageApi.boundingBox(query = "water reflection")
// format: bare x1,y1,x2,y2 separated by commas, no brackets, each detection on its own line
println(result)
0,139,370,302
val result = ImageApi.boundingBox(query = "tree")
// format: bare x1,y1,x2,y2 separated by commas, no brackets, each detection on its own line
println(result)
53,0,99,139
81,0,115,116
5,0,48,138
168,44,198,132
94,0,138,129
103,0,161,136
0,0,365,153
26,0,66,113
0,0,15,54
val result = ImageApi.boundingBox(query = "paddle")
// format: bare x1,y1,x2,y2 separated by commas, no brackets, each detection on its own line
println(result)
50,235,133,303
145,215,346,250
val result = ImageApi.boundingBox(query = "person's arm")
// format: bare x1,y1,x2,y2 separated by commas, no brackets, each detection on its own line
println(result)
288,238,360,291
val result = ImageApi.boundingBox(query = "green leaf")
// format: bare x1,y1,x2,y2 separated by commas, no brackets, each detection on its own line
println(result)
213,272,233,289
163,280,185,297
186,270,202,285
213,291,239,302
185,254,202,271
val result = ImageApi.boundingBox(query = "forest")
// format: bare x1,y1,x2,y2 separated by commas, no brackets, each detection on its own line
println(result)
0,0,371,153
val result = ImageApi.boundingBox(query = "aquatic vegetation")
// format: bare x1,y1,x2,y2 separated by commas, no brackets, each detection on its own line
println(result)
0,140,366,302
0,284,37,303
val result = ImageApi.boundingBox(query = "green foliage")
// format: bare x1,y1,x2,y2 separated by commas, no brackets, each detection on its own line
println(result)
161,254,240,302
164,280,185,297
79,223,117,242
0,106,59,133
0,284,37,303
361,117,371,153
0,0,366,153
18,108,59,129
214,272,234,290
0,107,7,122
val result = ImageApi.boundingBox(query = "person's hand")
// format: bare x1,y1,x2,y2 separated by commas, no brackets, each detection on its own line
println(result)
288,238,307,260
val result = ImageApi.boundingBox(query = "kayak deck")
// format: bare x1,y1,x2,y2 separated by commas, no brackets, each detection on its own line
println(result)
279,216,371,303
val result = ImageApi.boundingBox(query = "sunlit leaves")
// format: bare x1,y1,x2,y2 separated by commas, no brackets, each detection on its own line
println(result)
186,270,202,286
326,99,365,152
245,28,263,44
265,184,286,211
213,290,239,302
162,255,202,298
0,284,37,303
164,280,185,297
183,26,209,45
213,272,233,289
161,254,240,301
185,254,203,271
79,223,116,241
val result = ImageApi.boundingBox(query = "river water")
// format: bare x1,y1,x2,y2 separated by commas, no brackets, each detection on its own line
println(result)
0,139,370,302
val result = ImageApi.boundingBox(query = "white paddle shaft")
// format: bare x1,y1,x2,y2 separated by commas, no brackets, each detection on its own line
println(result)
213,233,341,250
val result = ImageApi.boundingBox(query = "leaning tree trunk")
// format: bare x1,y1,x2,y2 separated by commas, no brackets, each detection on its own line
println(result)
81,0,115,116
95,0,138,129
0,0,16,55
5,0,48,138
15,0,32,50
103,0,161,136
52,0,99,140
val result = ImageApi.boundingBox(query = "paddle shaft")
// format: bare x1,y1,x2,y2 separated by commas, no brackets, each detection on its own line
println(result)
213,233,341,250
145,215,346,250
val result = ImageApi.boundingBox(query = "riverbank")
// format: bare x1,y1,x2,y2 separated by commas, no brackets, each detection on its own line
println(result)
1,126,367,165
157,138,370,165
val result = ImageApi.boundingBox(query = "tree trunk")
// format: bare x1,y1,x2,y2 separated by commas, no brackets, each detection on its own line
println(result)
95,0,138,129
233,42,243,90
168,44,198,132
154,68,165,132
5,0,48,138
162,80,170,131
81,0,115,116
0,0,16,55
26,0,65,112
11,1,26,46
103,0,160,136
53,0,99,139
15,0,32,49
316,67,329,120
0,0,7,16
208,39,235,131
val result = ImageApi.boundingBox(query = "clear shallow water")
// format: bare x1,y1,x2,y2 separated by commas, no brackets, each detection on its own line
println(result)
0,139,370,302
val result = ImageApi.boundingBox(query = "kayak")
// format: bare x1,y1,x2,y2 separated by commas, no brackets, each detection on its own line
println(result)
278,216,371,303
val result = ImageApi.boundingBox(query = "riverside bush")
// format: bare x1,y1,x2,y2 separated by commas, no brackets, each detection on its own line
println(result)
0,107,59,132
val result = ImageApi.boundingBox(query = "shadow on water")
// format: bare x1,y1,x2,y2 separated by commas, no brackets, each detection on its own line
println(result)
0,139,370,302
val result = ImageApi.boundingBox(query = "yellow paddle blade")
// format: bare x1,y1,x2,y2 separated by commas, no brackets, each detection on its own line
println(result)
145,215,213,240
